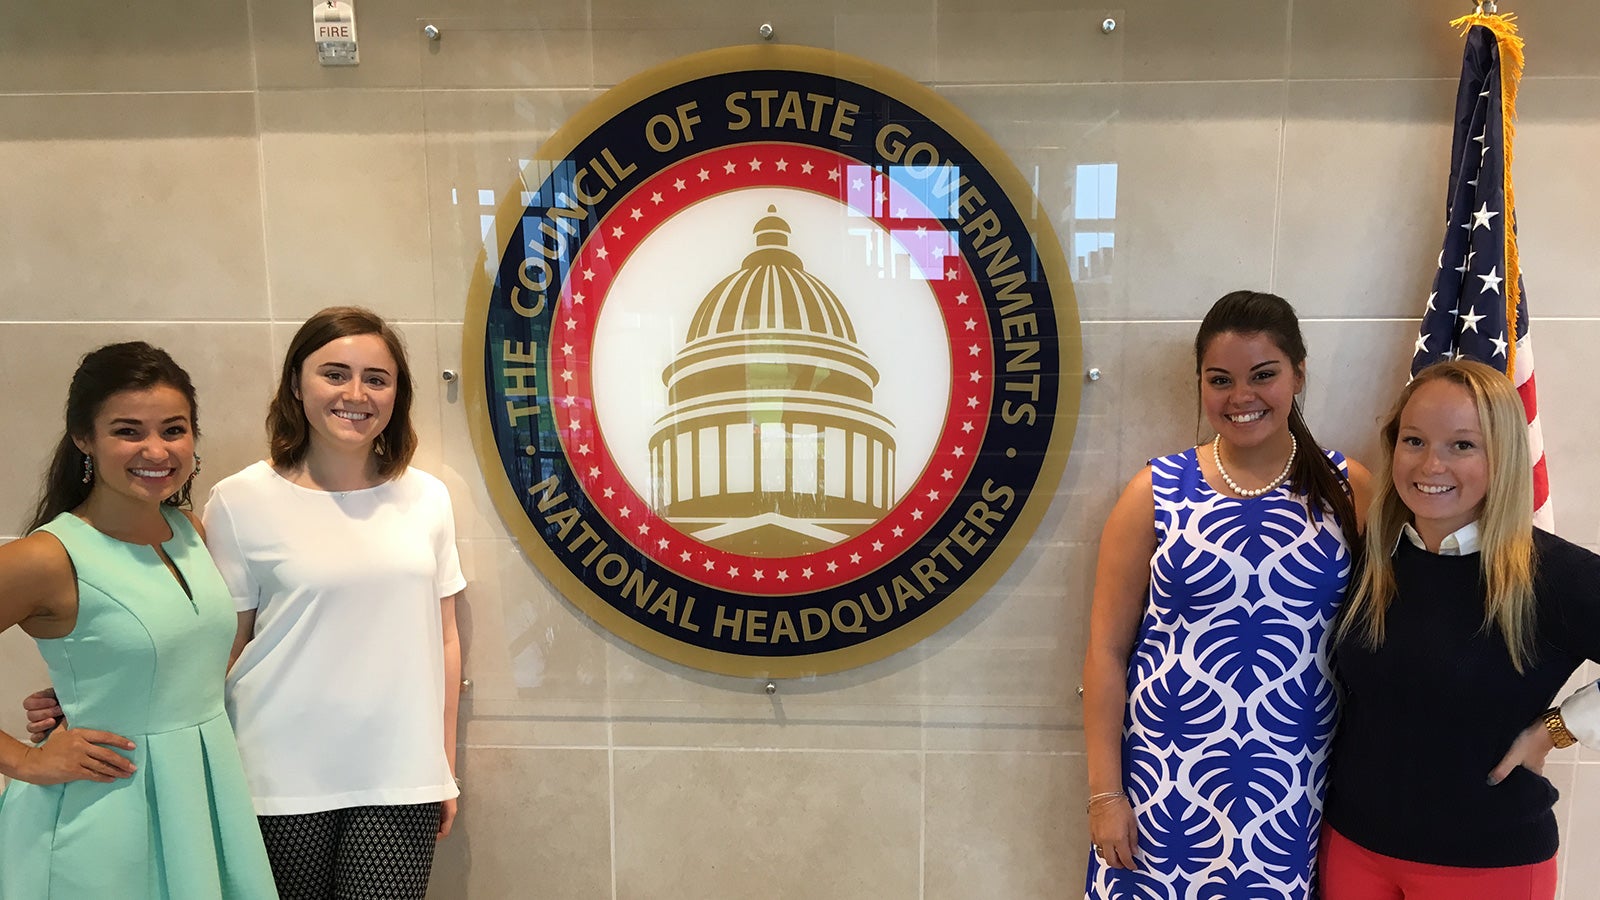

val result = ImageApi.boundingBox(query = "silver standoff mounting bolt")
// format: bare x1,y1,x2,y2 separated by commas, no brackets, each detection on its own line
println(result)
759,23,775,41
765,681,778,695
1087,367,1102,382
442,369,459,382
423,24,441,41
460,678,473,692
1076,684,1085,698
1101,18,1117,34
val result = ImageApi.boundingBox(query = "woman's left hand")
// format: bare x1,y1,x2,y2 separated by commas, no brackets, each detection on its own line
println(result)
437,797,458,840
1488,720,1557,786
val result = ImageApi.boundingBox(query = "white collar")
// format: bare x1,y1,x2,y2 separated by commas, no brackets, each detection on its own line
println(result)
1399,521,1481,556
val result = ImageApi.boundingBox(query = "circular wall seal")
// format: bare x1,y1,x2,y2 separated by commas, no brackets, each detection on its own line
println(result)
465,45,1081,677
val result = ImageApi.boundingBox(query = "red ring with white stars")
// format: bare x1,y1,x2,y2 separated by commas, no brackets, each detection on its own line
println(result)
551,142,995,596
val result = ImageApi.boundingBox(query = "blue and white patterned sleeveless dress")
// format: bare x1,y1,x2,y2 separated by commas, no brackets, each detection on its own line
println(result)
1086,447,1352,900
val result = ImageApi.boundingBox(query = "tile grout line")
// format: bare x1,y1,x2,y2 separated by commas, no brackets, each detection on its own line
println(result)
1268,0,1295,294
608,697,619,900
241,0,276,332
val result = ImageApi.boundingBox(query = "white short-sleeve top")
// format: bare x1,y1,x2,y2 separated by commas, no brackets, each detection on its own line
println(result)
205,461,467,815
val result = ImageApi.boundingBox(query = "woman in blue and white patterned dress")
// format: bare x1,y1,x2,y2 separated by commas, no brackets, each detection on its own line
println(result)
1082,291,1370,899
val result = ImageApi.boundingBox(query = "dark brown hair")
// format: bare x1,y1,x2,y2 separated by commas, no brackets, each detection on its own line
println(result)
266,307,416,478
1195,290,1361,555
28,342,200,532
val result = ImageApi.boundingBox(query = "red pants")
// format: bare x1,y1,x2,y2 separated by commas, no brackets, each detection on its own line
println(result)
1319,824,1556,900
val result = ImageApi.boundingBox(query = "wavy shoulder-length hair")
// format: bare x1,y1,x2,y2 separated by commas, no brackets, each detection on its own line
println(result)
266,306,416,479
1338,358,1537,670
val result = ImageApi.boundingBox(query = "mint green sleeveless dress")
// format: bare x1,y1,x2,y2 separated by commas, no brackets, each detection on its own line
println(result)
0,508,277,898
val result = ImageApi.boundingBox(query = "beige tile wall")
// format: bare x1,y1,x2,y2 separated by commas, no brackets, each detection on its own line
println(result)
1,2,1596,897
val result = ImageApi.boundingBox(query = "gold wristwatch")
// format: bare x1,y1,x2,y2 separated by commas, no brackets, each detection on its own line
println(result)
1543,707,1578,749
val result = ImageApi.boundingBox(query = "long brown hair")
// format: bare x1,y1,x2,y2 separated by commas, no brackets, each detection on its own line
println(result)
1194,291,1361,554
266,307,417,478
27,342,200,532
1338,359,1537,670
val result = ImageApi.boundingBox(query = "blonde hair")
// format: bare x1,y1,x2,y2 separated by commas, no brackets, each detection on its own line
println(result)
1339,359,1538,670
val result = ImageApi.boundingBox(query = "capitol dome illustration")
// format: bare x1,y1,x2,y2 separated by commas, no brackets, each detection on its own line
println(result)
648,206,896,555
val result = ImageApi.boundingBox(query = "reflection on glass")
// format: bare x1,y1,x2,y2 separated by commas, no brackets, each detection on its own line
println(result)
1071,162,1118,282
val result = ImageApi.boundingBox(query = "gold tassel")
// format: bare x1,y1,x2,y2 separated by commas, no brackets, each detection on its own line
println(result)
1449,12,1525,377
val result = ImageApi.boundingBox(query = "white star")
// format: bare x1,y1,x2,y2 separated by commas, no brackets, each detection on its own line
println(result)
595,247,609,260
697,168,711,181
872,541,883,552
956,292,969,304
617,505,629,517
561,343,574,355
723,161,737,174
752,569,764,581
1471,202,1500,231
1472,131,1487,146
1425,292,1437,312
894,207,908,218
775,159,788,171
578,443,591,456
965,396,979,408
564,317,577,330
926,489,940,501
1489,332,1508,357
588,466,599,477
892,526,904,538
727,566,739,576
569,420,582,432
964,318,977,331
603,486,615,498
777,570,789,581
629,208,643,221
960,421,974,433
560,369,573,382
572,292,585,305
828,168,840,181
969,371,983,383
851,177,864,190
638,523,650,535
911,509,924,521
1478,266,1503,294
680,550,691,562
800,161,814,174
802,567,814,578
748,158,762,172
1459,306,1486,332
673,178,686,191
916,225,927,237
582,268,596,281
1413,332,1430,356
968,344,981,356
941,469,954,481
703,558,715,571
946,268,959,279
952,446,966,458
1454,254,1470,275
849,553,861,564
658,538,669,549
561,395,577,407
612,226,625,239
651,191,664,204
826,561,838,573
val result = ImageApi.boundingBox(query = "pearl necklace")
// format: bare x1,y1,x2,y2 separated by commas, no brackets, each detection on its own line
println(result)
1212,433,1297,498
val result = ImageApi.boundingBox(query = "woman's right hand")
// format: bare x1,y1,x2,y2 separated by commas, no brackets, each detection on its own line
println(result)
14,726,136,785
1088,795,1140,870
23,688,63,743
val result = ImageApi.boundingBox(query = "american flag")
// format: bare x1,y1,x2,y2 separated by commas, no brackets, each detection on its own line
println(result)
1412,14,1551,529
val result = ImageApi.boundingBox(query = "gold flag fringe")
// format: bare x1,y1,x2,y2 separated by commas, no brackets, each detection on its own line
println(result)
1449,12,1525,377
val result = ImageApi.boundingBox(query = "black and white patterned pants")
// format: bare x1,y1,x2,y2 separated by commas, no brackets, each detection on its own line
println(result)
257,803,442,900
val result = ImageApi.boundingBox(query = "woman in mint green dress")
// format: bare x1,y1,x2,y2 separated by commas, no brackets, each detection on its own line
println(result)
0,342,276,898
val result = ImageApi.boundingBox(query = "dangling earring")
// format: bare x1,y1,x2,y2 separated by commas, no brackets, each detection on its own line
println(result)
82,455,95,484
193,452,203,476
373,435,387,458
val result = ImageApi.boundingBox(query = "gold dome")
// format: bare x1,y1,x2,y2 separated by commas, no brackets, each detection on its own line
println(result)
684,206,859,345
